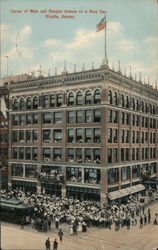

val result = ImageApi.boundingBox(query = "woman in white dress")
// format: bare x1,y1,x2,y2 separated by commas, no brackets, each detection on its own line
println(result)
69,224,74,235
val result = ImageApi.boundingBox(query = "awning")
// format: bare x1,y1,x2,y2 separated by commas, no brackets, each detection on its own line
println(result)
108,184,145,200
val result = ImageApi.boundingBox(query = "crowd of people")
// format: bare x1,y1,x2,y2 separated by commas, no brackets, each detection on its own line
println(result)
0,188,157,236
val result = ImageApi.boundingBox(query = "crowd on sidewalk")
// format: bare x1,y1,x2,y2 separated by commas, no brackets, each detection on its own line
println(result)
1,188,157,236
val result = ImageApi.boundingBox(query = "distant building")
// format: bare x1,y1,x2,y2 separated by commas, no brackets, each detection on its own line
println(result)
7,66,158,202
1,74,35,87
0,86,9,188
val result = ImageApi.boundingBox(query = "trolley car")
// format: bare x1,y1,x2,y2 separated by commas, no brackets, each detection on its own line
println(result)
0,198,31,224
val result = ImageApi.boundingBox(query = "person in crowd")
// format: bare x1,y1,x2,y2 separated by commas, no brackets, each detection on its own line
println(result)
144,214,147,225
139,216,143,228
58,229,63,242
45,237,51,250
53,238,58,250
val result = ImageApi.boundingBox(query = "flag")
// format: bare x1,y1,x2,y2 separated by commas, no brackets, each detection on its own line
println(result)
96,17,106,32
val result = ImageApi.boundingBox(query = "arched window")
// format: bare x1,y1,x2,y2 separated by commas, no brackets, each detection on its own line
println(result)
136,99,139,111
132,98,135,110
13,99,18,110
121,95,125,107
94,89,101,104
141,101,144,112
76,91,83,105
85,90,91,104
145,103,148,113
26,97,31,109
33,96,38,109
153,105,155,114
149,104,152,114
114,92,118,105
19,98,25,110
68,92,74,106
126,96,129,108
108,90,112,104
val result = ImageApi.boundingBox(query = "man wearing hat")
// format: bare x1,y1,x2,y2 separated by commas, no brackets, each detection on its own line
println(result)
45,237,51,250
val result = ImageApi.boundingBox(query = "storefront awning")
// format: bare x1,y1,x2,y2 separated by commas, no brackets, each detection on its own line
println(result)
108,184,145,200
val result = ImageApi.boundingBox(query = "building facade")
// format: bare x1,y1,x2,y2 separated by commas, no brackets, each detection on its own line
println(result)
8,67,158,202
0,86,9,188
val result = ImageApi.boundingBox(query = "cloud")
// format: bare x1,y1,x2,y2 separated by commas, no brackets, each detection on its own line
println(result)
43,38,62,47
116,39,134,51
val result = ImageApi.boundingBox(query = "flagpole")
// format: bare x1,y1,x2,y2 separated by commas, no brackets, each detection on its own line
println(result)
105,13,107,58
101,12,108,68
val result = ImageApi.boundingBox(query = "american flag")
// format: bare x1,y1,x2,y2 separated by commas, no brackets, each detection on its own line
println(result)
96,17,106,32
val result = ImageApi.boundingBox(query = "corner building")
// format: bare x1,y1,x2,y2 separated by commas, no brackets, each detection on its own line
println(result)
8,67,158,203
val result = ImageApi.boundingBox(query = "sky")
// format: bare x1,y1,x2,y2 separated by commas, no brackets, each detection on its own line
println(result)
0,0,158,86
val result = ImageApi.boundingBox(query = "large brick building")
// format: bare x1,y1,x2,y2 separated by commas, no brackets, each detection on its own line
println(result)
7,66,158,203
0,86,9,188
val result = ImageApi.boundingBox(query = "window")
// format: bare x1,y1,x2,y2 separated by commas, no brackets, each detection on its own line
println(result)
85,90,91,104
126,96,130,108
145,103,148,113
12,164,23,177
85,169,100,184
145,148,148,159
68,129,74,143
13,115,18,126
145,117,148,128
26,147,31,160
121,130,125,143
19,98,25,110
108,168,119,184
114,92,118,105
113,129,118,143
76,128,82,143
32,130,38,143
132,115,135,126
121,148,124,161
26,97,31,109
19,114,25,125
66,167,82,182
142,117,145,127
13,99,18,110
121,112,125,124
57,93,62,107
136,116,139,126
33,113,38,124
113,148,118,162
54,129,62,143
113,111,118,123
43,129,51,142
108,148,112,163
19,147,24,159
136,131,139,143
85,149,91,163
136,148,139,160
26,130,31,142
125,148,129,161
108,110,112,123
43,112,51,124
67,148,74,162
132,165,140,178
19,130,24,142
108,90,112,104
53,148,62,161
141,101,144,112
125,113,130,125
13,131,18,142
26,114,32,125
85,128,92,143
132,131,135,143
108,128,112,143
68,92,74,106
94,128,101,143
136,99,139,111
94,109,101,122
33,96,38,109
76,91,83,105
85,110,92,123
13,147,18,159
43,148,51,161
142,132,144,143
132,98,135,110
132,148,135,160
32,148,38,160
121,95,125,107
50,94,55,107
126,130,130,143
76,110,83,123
68,111,75,123
121,166,130,180
94,149,101,163
76,148,82,163
43,95,49,108
25,165,37,178
94,89,101,104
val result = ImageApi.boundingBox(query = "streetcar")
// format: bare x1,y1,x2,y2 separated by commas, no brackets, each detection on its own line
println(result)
0,198,31,224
